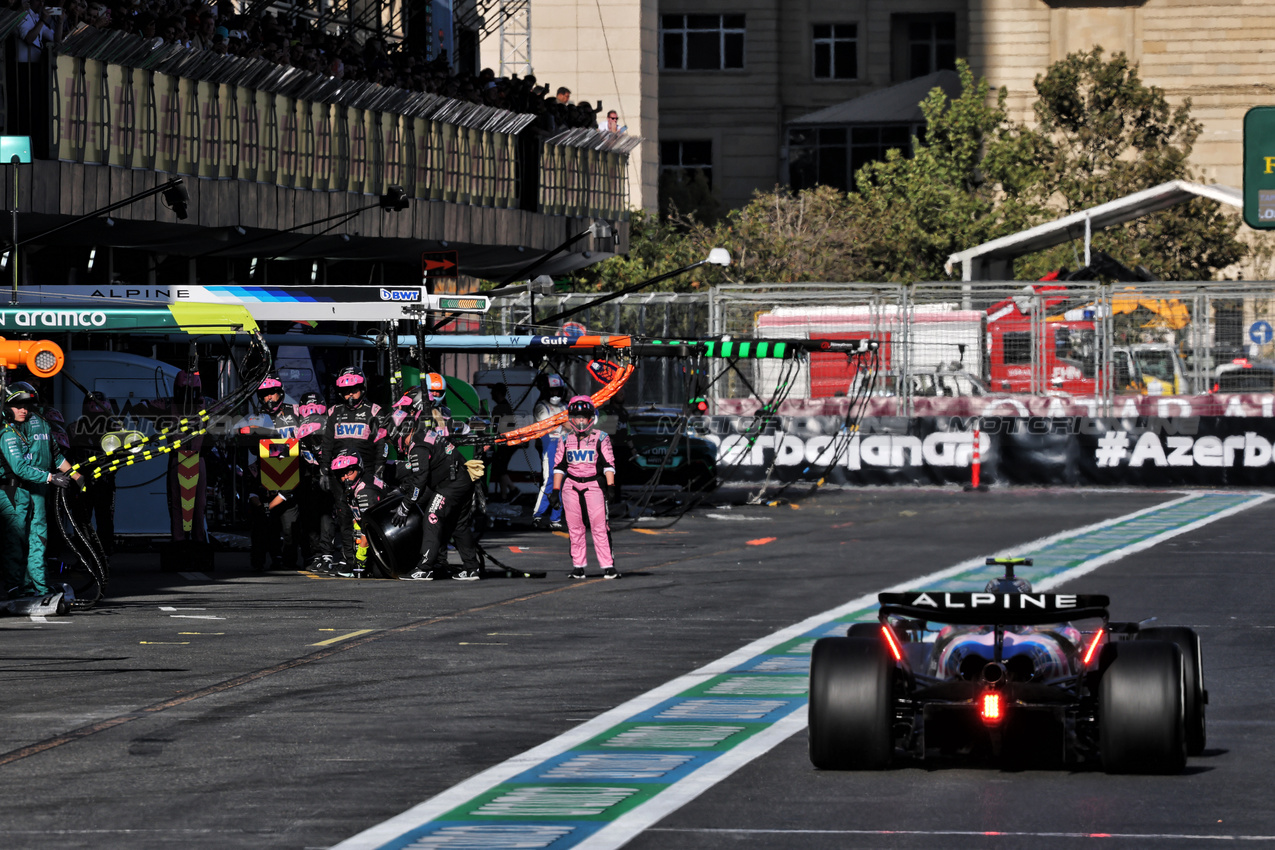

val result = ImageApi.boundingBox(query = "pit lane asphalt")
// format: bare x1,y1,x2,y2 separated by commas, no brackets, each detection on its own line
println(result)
1,487,1270,849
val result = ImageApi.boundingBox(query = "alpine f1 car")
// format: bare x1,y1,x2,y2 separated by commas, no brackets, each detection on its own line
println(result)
808,557,1206,773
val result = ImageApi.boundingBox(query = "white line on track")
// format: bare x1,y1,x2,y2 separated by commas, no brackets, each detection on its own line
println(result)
647,828,1275,842
332,492,1271,850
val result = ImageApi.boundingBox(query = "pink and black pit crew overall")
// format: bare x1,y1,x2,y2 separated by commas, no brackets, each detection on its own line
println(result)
553,429,615,570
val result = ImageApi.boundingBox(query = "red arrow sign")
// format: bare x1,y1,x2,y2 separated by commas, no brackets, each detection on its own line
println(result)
422,251,459,278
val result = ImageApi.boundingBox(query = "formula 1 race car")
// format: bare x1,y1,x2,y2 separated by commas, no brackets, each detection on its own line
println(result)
808,558,1206,773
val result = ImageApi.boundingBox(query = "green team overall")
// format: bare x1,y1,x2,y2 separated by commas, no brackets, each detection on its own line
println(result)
1,383,78,598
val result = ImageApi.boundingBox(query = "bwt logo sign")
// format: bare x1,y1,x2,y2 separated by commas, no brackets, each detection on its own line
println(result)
379,288,420,302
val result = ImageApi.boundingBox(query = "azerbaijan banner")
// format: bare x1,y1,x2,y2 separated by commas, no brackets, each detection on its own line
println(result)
694,416,1275,487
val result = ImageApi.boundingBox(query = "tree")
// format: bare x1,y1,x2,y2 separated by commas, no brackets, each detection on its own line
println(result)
1016,48,1246,281
851,60,1045,282
587,50,1245,291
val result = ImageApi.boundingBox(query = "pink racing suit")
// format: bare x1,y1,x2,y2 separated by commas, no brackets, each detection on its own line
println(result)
553,429,616,569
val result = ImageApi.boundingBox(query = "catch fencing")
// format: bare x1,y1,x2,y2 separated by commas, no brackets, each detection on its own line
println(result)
485,291,711,405
709,282,1275,418
480,282,1275,417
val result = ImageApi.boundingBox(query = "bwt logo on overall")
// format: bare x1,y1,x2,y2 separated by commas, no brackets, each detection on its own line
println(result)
566,449,596,463
379,288,420,302
335,424,368,437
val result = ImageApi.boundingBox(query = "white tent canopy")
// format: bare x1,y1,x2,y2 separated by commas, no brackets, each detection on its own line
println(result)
945,180,1243,281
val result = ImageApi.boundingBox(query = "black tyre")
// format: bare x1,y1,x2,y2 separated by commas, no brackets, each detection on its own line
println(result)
1138,627,1205,756
845,623,881,638
808,637,894,770
1099,640,1187,774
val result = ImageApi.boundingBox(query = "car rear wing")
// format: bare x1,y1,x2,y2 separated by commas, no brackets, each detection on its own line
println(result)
878,592,1110,626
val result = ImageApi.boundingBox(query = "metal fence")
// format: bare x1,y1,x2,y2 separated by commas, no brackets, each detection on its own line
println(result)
711,282,1275,416
485,291,711,405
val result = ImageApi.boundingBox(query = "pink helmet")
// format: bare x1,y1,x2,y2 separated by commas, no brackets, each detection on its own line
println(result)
335,367,365,389
258,374,284,392
297,391,325,418
175,370,201,388
330,452,362,473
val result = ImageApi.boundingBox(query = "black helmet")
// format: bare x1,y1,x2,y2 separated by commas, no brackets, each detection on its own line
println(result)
5,381,38,405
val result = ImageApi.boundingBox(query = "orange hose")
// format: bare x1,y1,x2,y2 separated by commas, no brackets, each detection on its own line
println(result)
494,340,633,447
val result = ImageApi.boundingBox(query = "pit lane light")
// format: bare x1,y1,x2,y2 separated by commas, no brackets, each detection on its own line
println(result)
690,396,709,414
0,337,64,378
100,430,146,454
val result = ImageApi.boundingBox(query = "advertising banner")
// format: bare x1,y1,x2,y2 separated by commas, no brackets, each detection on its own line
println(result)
689,415,1275,487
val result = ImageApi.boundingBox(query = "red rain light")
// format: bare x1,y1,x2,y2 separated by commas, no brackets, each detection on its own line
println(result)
880,624,904,662
980,692,1002,723
1083,628,1105,666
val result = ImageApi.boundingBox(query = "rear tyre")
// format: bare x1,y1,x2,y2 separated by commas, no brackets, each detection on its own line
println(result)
845,623,881,638
1099,640,1187,774
808,637,894,770
1138,627,1205,756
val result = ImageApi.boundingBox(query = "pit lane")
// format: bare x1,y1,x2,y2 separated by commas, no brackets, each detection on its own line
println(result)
1,488,1272,849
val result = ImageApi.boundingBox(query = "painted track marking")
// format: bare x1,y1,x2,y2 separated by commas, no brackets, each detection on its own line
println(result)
310,629,375,646
330,492,1270,850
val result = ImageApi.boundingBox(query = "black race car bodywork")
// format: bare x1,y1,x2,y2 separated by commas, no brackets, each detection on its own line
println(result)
612,410,717,491
808,566,1206,773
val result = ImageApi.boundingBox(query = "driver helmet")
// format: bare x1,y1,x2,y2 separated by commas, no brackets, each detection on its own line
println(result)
296,391,326,419
423,372,447,405
335,367,366,407
985,575,1033,593
566,395,596,434
257,373,286,413
84,391,113,416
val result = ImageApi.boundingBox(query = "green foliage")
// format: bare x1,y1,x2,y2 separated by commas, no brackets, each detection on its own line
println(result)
852,60,1045,281
1016,48,1246,281
593,50,1245,290
658,169,723,225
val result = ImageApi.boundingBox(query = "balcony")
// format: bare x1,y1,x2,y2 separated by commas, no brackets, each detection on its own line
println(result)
1,17,636,284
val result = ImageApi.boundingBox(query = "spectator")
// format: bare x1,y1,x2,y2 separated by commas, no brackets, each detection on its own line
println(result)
190,8,214,50
599,110,625,134
70,2,607,130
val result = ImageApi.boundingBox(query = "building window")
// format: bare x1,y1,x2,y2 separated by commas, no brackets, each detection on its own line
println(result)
813,24,857,80
891,13,956,81
789,128,847,191
660,140,713,185
788,125,918,192
661,14,746,71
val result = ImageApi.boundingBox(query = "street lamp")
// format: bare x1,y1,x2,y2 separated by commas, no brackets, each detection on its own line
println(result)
537,248,731,327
